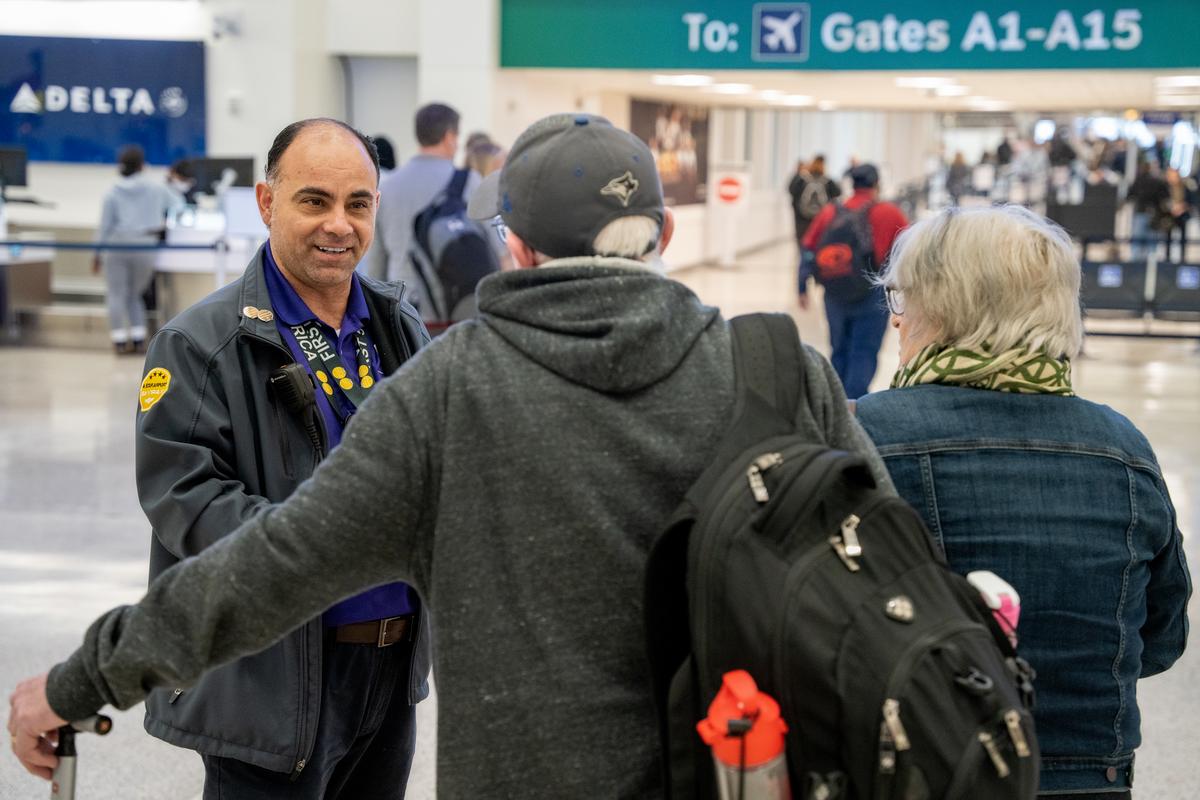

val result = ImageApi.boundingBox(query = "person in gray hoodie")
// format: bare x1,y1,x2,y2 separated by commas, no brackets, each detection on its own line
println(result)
9,113,891,797
94,145,181,354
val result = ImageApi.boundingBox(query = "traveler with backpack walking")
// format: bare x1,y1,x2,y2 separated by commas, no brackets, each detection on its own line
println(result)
361,103,481,302
799,163,908,399
787,155,840,247
857,205,1191,800
9,113,889,797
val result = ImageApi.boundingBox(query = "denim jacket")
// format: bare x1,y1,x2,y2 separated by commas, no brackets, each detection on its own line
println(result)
857,384,1190,794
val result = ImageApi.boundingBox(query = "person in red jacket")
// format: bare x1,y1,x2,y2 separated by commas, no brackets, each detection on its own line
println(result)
799,163,908,398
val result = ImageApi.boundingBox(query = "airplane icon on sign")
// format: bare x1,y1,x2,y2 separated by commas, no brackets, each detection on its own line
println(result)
752,4,810,62
762,11,801,52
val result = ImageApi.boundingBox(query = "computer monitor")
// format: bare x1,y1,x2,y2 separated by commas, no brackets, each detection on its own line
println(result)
221,186,268,241
0,146,29,189
189,157,255,196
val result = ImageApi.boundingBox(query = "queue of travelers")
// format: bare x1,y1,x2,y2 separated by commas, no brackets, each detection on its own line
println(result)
8,110,1191,800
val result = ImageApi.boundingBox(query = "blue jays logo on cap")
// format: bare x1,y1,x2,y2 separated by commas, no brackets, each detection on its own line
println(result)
600,171,640,207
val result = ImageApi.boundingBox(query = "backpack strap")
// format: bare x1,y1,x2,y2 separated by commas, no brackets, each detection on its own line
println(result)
445,168,471,202
730,313,804,421
681,313,805,507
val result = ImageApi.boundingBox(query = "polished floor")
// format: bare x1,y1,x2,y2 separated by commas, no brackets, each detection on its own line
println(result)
0,240,1196,798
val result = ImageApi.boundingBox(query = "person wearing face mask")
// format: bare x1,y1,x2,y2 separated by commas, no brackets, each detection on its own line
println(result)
167,159,198,205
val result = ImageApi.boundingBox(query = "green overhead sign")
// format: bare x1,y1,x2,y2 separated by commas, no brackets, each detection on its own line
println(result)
500,1,1199,70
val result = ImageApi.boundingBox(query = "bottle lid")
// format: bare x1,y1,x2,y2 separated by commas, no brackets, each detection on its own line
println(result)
696,670,788,767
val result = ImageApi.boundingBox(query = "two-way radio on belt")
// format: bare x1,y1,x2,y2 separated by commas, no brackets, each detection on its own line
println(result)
50,716,112,800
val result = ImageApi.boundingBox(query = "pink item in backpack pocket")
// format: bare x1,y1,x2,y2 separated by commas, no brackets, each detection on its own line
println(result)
967,570,1021,648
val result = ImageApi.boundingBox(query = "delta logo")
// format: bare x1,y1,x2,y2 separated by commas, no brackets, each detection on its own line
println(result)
9,82,189,117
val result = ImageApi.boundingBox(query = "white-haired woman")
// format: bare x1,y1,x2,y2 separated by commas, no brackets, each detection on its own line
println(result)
856,205,1190,799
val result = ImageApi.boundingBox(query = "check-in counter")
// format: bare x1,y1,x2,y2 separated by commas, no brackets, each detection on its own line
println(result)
0,243,55,337
154,234,261,322
153,206,264,321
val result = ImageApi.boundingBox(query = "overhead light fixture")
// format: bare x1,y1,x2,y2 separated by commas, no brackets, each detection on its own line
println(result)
1157,94,1200,106
967,96,1012,111
1154,75,1200,90
934,85,971,97
706,83,755,95
817,101,838,111
894,76,957,89
759,89,786,100
773,94,813,106
651,74,714,87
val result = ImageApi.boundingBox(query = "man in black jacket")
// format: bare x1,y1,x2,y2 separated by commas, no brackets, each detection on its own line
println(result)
125,119,431,797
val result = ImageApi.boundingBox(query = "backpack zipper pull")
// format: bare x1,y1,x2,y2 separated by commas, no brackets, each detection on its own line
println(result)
829,535,862,572
878,720,897,774
882,699,911,751
1003,709,1031,757
829,514,864,572
978,731,1011,777
746,452,784,503
840,514,862,557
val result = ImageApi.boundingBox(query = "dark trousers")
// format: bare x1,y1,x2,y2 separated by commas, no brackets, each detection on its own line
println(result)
823,286,890,399
202,632,417,799
1039,793,1131,799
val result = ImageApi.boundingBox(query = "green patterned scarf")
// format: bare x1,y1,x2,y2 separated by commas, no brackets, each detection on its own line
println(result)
892,343,1074,395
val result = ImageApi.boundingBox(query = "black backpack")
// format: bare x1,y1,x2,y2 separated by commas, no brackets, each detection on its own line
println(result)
410,169,500,330
644,313,1039,800
812,203,877,304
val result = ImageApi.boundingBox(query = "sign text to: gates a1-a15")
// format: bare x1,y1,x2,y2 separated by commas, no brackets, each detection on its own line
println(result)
684,7,1144,57
500,2,1189,70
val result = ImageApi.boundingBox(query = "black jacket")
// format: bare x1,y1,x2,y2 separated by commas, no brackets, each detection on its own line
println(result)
136,247,431,773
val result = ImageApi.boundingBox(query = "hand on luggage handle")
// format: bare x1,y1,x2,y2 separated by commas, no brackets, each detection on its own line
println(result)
51,716,112,800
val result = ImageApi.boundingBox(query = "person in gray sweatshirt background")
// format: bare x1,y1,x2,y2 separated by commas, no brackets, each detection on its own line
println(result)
93,145,181,354
9,113,890,797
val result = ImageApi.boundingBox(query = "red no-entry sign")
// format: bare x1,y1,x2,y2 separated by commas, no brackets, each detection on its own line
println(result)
717,176,743,203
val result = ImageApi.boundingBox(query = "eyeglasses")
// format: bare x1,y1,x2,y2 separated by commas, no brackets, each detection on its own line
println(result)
885,286,905,316
490,216,508,246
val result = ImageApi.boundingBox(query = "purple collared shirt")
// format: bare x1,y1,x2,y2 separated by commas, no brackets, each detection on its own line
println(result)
263,242,415,625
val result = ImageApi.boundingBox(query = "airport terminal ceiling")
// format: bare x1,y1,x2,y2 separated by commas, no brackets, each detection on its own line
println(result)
501,69,1198,114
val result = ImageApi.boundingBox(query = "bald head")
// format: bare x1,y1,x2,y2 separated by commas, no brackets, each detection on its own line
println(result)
265,118,380,186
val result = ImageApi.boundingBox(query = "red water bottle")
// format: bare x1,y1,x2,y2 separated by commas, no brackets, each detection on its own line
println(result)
696,670,791,800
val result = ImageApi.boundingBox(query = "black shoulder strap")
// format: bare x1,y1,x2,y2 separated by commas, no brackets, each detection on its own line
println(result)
681,313,805,508
446,168,471,201
729,313,804,421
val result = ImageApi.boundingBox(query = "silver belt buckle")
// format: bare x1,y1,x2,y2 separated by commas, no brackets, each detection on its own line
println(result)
377,615,405,648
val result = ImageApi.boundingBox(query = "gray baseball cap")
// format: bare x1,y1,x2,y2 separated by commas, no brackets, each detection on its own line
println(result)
467,113,664,258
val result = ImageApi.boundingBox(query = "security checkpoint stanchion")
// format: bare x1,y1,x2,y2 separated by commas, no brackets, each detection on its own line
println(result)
51,716,112,800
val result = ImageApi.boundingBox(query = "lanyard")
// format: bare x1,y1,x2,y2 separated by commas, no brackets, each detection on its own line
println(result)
289,319,375,410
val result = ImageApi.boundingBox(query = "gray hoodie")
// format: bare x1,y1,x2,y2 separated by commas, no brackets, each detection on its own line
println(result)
97,174,181,244
48,259,890,797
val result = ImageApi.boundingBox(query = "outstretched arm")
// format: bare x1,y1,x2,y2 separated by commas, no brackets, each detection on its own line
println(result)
8,351,446,778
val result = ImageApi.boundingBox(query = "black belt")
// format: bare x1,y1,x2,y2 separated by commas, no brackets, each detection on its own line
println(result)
333,615,413,647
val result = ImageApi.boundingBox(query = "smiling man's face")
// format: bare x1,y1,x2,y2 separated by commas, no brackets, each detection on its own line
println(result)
256,123,379,294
